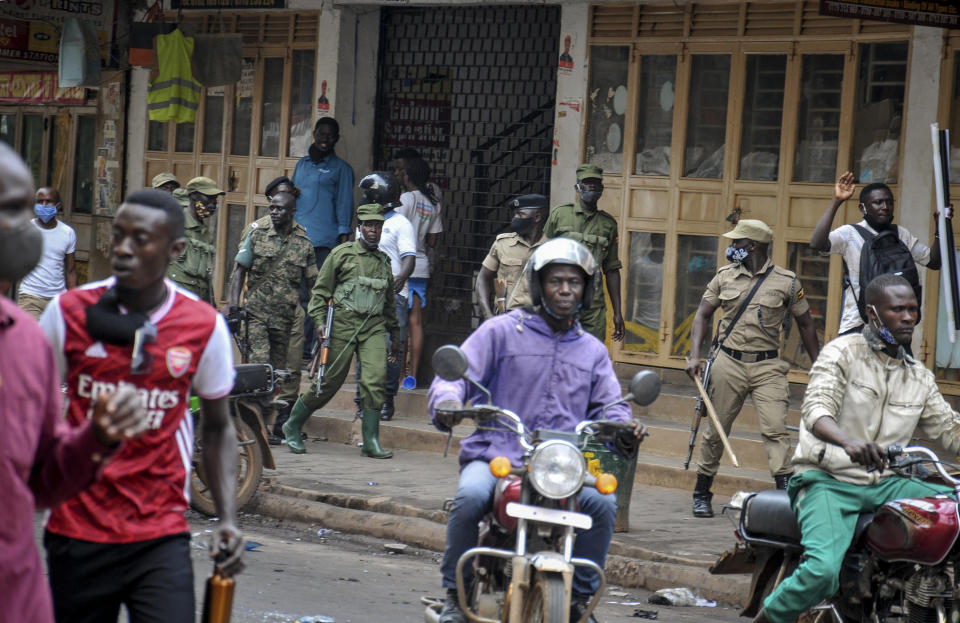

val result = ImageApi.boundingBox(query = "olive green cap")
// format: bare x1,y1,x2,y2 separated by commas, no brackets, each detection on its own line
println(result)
185,176,225,196
151,173,180,189
356,203,385,222
576,164,603,181
722,219,773,243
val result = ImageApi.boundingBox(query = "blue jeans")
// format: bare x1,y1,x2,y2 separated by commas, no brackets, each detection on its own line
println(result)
355,293,409,405
440,460,616,597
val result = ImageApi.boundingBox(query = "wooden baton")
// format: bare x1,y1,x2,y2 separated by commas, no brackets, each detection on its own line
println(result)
693,375,740,468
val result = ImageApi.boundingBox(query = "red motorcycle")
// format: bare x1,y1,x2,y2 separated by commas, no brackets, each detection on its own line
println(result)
712,445,960,623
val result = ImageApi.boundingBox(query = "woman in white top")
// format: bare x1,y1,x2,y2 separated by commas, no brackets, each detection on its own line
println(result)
396,156,443,386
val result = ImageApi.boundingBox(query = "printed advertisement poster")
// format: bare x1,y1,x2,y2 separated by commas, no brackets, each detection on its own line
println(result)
0,0,115,63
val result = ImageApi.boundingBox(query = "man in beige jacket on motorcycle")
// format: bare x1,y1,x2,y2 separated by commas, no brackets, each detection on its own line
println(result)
755,273,960,623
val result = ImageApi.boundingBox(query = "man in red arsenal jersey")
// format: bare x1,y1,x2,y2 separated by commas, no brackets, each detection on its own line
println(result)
0,143,153,623
39,189,244,621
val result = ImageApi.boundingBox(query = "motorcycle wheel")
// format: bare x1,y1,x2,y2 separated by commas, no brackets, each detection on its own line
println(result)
521,573,567,623
190,417,264,516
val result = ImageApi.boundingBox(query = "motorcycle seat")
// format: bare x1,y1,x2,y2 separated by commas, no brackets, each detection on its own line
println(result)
231,363,273,396
743,490,801,544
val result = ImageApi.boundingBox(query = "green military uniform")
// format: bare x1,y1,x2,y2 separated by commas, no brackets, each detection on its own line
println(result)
543,202,621,340
283,204,399,458
302,238,398,411
167,189,215,304
235,219,316,370
698,257,808,479
239,216,309,402
481,232,546,311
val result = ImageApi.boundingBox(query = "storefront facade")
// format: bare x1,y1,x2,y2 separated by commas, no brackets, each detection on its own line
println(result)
126,1,960,390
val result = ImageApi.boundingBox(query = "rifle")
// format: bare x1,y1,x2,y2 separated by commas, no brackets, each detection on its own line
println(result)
229,309,250,364
315,298,335,396
683,356,713,470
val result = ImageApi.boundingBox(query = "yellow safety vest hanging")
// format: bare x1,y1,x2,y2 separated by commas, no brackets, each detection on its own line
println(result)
148,29,202,124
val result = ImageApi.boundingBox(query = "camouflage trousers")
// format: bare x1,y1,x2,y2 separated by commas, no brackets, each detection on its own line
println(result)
248,311,294,370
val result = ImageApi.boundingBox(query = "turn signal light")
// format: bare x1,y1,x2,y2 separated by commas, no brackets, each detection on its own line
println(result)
596,473,618,495
490,456,512,478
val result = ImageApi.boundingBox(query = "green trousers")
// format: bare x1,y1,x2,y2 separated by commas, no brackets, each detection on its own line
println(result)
579,304,606,342
763,470,951,623
299,329,387,412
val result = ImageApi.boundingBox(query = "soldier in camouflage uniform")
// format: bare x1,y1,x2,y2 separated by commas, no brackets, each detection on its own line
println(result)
167,176,224,304
228,191,317,377
282,204,400,459
237,177,306,440
544,164,624,343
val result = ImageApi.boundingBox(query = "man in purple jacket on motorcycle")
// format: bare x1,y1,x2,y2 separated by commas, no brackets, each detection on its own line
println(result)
429,238,648,623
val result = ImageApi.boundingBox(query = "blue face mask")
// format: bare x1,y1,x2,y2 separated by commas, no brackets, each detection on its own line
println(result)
869,305,899,345
35,203,57,223
724,245,749,264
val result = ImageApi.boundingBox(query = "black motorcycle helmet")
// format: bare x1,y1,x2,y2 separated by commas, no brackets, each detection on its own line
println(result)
359,171,402,211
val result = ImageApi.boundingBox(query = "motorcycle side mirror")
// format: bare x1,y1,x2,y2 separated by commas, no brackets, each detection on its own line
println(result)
599,369,661,419
431,344,494,406
627,370,661,406
433,345,469,381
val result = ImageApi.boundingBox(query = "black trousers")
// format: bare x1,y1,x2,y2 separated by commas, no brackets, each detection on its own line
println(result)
44,531,194,623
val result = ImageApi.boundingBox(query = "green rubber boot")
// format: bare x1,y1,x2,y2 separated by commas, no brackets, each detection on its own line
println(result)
282,397,313,454
360,408,393,459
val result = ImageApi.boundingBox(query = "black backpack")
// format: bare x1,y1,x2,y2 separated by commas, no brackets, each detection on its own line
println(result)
846,224,922,323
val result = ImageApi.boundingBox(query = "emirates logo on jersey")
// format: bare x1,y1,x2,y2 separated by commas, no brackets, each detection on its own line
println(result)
165,347,192,378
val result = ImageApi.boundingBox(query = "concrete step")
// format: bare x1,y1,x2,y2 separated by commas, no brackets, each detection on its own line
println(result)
315,379,793,474
302,406,774,496
323,378,803,436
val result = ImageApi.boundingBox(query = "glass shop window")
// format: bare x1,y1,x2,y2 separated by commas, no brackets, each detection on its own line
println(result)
585,46,629,175
852,42,908,184
634,56,677,177
683,55,730,179
738,55,786,182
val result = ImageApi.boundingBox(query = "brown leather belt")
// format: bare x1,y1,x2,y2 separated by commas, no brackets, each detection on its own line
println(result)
720,345,778,363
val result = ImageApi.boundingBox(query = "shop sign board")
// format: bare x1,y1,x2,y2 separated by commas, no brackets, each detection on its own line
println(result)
820,0,960,29
170,0,285,7
0,72,86,105
0,0,116,63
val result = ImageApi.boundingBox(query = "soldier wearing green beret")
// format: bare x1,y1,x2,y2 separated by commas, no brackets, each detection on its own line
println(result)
167,176,225,304
282,203,400,459
543,164,624,342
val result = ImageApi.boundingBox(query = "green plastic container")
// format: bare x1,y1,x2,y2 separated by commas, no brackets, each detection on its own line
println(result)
582,441,638,533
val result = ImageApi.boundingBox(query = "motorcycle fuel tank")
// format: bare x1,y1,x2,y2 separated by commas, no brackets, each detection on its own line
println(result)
865,497,960,564
493,476,522,533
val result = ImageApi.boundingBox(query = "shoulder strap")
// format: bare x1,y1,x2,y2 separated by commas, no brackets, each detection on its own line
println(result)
852,224,874,242
716,266,774,348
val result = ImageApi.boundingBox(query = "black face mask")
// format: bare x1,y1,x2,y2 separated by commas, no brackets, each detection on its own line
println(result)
579,190,602,207
509,215,535,234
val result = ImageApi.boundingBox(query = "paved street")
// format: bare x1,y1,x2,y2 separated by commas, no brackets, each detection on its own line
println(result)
187,511,747,623
32,510,746,622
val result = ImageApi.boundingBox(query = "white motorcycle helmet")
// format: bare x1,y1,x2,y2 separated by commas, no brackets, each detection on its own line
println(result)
526,238,600,310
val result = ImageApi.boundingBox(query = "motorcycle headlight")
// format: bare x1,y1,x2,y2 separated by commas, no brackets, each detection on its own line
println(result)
528,440,586,499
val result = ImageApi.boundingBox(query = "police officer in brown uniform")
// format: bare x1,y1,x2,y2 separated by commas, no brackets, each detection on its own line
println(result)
475,194,549,319
685,219,820,518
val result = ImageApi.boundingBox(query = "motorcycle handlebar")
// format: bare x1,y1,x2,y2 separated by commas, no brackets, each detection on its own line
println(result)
888,445,960,486
438,406,533,451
